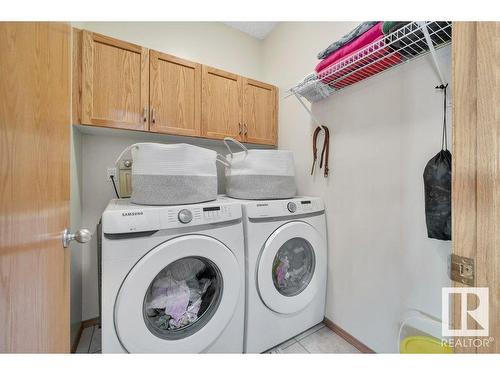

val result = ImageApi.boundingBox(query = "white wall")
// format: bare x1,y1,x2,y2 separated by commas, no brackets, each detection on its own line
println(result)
262,22,452,353
78,127,270,319
74,21,267,320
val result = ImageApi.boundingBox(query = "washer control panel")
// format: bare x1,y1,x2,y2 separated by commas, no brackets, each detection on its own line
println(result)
245,197,324,219
102,199,242,234
168,204,236,226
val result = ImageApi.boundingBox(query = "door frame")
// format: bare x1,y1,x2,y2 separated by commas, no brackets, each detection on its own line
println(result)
451,21,499,353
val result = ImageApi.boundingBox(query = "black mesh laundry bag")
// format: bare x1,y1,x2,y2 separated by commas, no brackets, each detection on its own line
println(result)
423,84,451,241
424,149,451,240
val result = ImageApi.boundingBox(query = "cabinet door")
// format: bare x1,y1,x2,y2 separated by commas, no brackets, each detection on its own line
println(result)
150,51,201,136
201,66,243,140
81,31,149,130
243,78,278,145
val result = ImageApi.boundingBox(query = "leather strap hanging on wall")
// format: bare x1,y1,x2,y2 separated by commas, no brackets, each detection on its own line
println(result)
311,126,330,177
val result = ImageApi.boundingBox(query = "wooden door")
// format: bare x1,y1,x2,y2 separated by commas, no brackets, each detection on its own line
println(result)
201,66,243,140
150,51,201,136
0,22,71,352
243,78,278,145
452,21,500,353
81,30,149,131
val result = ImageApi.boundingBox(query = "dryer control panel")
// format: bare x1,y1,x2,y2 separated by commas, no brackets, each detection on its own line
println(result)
102,199,242,234
244,197,324,219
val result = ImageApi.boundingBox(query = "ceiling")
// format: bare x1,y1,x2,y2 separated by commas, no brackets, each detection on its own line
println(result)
223,22,278,40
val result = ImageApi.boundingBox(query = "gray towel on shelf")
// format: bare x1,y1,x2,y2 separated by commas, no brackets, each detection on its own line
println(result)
317,21,379,60
294,73,334,103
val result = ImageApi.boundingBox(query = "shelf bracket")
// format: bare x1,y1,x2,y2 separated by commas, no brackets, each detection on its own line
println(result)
418,22,448,86
291,90,326,131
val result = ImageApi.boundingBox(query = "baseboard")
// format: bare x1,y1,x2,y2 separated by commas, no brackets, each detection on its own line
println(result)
70,317,99,353
82,317,99,329
72,316,367,353
323,317,375,353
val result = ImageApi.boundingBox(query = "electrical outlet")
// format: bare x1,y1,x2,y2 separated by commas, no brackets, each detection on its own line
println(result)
107,167,117,181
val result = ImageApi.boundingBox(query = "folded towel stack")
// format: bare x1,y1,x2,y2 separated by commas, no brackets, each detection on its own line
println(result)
316,21,379,60
389,21,451,57
315,22,385,73
315,22,404,90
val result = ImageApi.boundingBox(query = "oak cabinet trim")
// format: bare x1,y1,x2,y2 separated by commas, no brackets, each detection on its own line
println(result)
245,77,276,91
149,50,201,137
72,28,82,125
203,65,240,81
81,30,149,131
92,31,144,53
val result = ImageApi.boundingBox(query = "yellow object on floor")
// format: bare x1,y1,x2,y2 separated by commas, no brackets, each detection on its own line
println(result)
400,336,452,354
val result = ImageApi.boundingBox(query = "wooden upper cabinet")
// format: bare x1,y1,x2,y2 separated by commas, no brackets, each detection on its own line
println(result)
243,78,278,145
81,30,149,130
201,66,243,141
74,29,279,145
149,51,201,136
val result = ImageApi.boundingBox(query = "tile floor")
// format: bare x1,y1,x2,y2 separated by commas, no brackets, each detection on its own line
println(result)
265,323,360,354
75,325,101,354
75,322,359,354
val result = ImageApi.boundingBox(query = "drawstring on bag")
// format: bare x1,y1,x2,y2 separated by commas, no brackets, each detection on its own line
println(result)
437,83,449,151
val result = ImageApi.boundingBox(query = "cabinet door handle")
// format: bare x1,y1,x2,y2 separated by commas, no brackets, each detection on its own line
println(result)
142,107,148,123
243,123,248,135
151,108,156,124
238,122,242,135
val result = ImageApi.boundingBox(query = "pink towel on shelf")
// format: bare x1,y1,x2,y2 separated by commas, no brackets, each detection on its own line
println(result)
329,49,403,89
317,37,403,89
314,22,384,73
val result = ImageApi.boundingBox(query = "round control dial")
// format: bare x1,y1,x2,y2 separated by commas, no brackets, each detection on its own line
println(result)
178,209,193,224
287,202,297,213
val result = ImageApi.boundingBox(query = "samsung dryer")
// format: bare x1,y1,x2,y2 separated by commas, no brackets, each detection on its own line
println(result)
234,197,327,353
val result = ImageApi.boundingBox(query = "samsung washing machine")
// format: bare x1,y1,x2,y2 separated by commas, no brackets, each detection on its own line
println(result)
223,196,327,353
101,198,245,353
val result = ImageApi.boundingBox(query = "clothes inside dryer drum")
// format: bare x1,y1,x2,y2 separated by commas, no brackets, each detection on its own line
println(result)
143,257,222,340
272,237,316,297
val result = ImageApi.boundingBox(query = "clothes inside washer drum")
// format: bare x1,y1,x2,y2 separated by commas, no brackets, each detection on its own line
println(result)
225,175,296,200
131,175,217,205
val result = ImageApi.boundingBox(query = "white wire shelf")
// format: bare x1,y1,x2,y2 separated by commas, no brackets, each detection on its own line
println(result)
288,21,452,102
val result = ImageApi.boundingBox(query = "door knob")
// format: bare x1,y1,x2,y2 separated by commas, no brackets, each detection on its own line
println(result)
62,228,92,248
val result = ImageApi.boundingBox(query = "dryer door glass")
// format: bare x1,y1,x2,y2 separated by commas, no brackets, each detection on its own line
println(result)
143,257,223,340
272,237,315,297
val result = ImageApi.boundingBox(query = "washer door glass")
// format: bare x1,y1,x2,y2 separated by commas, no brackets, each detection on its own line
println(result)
114,235,241,353
257,221,326,315
272,237,315,296
143,257,222,340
